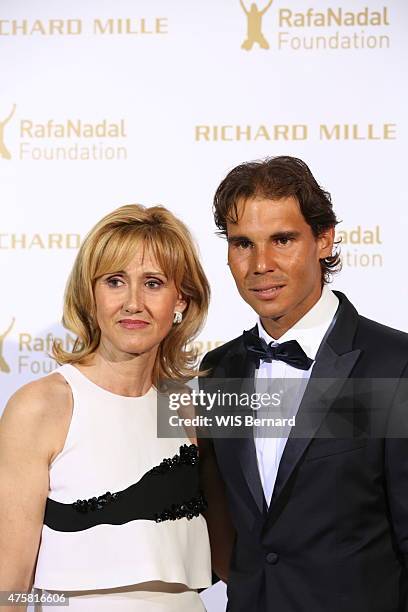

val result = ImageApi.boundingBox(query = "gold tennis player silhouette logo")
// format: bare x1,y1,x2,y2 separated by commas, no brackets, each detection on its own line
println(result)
0,104,16,160
0,318,14,373
240,0,273,50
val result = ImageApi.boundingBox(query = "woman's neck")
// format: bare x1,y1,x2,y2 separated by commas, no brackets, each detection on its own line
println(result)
76,347,157,397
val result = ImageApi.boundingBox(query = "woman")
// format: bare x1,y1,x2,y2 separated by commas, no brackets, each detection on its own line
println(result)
0,204,230,611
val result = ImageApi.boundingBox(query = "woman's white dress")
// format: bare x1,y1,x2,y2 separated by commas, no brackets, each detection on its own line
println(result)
33,365,211,610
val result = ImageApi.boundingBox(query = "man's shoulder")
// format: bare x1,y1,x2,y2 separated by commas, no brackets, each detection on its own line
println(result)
356,314,408,352
200,333,246,371
336,290,408,352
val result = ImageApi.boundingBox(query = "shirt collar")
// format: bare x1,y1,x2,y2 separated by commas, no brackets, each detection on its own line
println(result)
257,286,339,360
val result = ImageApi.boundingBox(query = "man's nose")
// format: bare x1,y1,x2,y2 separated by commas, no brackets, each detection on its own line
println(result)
252,245,276,274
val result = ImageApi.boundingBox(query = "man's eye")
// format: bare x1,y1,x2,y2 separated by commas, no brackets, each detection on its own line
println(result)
236,240,252,249
276,237,291,246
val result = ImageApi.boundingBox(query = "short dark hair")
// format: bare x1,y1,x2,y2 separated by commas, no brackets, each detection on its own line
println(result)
213,155,341,283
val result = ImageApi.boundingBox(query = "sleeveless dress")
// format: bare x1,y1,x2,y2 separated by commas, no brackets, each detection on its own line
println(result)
33,364,212,610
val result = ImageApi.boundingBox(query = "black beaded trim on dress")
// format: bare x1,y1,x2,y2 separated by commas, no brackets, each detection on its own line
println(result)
149,443,199,474
155,492,208,522
44,444,206,532
71,444,198,514
73,491,121,513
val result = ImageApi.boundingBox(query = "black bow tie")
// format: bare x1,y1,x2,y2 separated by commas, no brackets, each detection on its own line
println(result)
243,329,314,371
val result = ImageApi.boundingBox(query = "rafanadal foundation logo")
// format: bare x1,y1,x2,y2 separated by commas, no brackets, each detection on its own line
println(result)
0,319,77,376
0,318,15,373
337,225,384,268
239,2,391,52
0,104,16,160
0,104,128,162
240,0,273,50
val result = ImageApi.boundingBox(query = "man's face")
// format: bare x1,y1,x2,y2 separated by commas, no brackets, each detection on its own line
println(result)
226,196,334,339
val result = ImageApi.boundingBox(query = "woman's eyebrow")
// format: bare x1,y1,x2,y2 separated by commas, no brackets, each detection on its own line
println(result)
142,270,166,276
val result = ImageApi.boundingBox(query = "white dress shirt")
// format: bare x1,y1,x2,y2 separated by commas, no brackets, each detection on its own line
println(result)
254,286,339,506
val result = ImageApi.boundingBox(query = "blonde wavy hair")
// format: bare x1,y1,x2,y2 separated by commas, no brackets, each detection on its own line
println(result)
53,204,210,383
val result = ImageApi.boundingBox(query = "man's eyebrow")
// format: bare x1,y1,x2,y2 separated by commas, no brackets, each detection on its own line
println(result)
227,231,300,243
270,230,300,240
227,235,252,244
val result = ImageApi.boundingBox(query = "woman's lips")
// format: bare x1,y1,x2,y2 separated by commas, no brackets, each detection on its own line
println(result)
119,319,150,329
250,285,285,300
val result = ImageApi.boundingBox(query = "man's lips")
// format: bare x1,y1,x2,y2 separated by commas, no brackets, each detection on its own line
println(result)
118,319,150,329
249,284,285,299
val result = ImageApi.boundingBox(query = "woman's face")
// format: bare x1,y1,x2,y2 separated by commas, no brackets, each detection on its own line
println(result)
93,246,187,360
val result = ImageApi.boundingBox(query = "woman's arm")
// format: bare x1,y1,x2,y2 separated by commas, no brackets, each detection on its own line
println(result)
0,376,71,611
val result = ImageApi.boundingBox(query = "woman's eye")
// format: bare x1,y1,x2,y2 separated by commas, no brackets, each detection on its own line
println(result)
106,277,124,288
145,279,163,289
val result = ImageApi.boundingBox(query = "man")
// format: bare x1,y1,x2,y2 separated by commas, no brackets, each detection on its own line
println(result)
200,156,408,611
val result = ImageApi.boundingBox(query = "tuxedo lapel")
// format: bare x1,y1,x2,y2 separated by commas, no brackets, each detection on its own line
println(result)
235,432,265,515
268,292,362,511
221,328,266,515
269,343,361,509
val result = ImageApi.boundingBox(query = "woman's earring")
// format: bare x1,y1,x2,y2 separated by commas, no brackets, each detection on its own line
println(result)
173,311,183,324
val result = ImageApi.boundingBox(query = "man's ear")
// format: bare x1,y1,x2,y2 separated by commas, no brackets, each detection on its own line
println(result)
318,226,335,259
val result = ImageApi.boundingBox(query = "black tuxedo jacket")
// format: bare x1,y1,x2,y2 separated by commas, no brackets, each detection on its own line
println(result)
200,292,408,612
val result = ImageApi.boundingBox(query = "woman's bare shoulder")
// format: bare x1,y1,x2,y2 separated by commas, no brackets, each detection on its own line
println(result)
4,373,71,418
1,373,72,459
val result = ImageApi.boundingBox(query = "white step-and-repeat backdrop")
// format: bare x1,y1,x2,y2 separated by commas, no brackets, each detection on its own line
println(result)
1,0,407,609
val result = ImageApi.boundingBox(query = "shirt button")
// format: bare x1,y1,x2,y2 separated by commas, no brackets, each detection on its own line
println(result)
266,552,279,565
